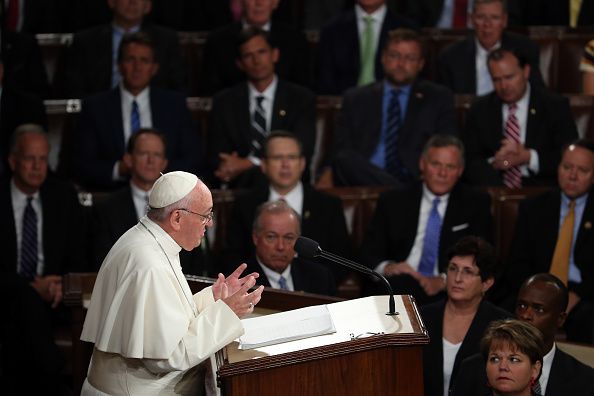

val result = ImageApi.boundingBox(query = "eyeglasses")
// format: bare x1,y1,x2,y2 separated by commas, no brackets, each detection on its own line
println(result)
177,208,214,225
447,264,480,279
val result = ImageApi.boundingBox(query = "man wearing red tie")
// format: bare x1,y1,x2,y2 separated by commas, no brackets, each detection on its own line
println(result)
462,47,577,187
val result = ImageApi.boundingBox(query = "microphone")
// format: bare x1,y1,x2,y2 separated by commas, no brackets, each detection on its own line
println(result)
294,236,398,316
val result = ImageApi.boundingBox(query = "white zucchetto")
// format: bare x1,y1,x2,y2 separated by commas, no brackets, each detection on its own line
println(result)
148,171,198,208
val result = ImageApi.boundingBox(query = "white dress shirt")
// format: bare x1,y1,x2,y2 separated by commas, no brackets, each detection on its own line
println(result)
129,182,151,220
247,76,278,164
112,85,153,180
269,182,304,217
475,38,500,95
540,343,556,395
10,180,44,275
442,338,462,396
257,257,294,291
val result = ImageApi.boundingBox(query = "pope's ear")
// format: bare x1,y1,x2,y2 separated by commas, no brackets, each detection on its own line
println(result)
169,209,183,231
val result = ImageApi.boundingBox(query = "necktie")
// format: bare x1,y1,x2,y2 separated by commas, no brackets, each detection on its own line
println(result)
278,276,289,290
144,193,149,215
453,0,468,28
503,103,522,189
5,0,20,32
549,200,576,285
358,15,375,86
385,89,407,180
131,100,141,134
418,198,442,276
20,197,38,280
250,95,267,156
570,0,583,27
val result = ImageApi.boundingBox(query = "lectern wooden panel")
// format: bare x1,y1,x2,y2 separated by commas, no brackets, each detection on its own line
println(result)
216,295,428,396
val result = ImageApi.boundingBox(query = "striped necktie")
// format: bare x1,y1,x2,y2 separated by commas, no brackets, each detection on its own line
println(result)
19,196,38,280
385,88,407,180
503,103,522,189
250,95,267,156
418,198,442,275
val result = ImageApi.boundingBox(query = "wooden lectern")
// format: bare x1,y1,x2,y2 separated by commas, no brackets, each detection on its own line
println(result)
216,295,428,396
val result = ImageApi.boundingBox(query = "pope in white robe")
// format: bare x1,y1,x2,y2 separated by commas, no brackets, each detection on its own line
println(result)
80,172,263,395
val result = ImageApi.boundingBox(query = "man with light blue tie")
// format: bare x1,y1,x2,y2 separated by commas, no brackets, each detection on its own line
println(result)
242,200,336,296
318,28,457,189
73,32,200,190
360,135,493,305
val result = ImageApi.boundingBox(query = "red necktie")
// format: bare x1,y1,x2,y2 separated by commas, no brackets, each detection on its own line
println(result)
453,0,468,28
5,0,20,32
503,103,522,189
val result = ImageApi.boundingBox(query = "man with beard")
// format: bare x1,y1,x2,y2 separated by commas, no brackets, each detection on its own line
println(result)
317,28,457,188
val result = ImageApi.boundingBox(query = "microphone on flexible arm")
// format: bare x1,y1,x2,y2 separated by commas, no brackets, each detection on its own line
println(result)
294,236,398,316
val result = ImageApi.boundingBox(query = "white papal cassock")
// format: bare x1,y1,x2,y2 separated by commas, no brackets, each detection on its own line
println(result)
80,217,243,395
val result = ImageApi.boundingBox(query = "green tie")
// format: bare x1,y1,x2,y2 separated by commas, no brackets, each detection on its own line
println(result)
358,15,375,86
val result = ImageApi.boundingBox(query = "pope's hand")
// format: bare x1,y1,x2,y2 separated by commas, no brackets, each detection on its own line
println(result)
212,263,260,301
222,275,264,319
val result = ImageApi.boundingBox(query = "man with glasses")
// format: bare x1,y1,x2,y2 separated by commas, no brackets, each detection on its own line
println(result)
224,131,349,284
437,0,543,95
360,134,492,305
81,171,264,395
245,200,336,296
317,28,457,188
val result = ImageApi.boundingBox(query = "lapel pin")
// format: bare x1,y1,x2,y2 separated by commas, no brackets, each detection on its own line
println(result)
415,92,423,99
304,210,310,219
585,221,592,230
279,109,287,117
530,108,536,115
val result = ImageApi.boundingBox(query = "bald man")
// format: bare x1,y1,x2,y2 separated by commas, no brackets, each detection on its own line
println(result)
81,171,264,395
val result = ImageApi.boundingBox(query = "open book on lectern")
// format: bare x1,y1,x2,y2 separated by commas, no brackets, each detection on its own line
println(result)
237,305,336,350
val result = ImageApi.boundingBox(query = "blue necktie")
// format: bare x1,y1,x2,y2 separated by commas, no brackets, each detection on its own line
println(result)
385,89,407,180
131,100,141,134
278,275,289,290
19,196,38,280
418,198,442,275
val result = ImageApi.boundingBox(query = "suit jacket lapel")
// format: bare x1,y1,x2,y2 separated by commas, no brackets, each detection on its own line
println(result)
465,38,478,93
110,89,126,155
40,183,58,275
238,84,252,149
524,88,540,149
575,190,594,254
346,11,361,78
1,182,18,272
400,81,423,146
271,80,288,130
100,25,115,89
367,83,385,152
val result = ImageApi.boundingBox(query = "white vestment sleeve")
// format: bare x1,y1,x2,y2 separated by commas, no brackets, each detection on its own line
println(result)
142,299,242,373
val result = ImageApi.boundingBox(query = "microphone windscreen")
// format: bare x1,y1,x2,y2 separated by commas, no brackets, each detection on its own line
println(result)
294,236,321,259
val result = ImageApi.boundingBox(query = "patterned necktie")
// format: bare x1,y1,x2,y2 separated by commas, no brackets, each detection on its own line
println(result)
549,200,576,285
533,379,543,396
131,100,141,134
503,103,522,189
453,0,468,28
5,0,20,32
278,275,289,290
20,196,38,280
418,198,442,276
385,89,407,180
250,95,267,156
358,15,375,86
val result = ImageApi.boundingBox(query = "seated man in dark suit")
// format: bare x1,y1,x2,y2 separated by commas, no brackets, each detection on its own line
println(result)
360,135,492,305
224,131,349,281
245,200,336,296
92,128,210,274
317,0,416,95
202,0,309,94
463,47,577,187
73,32,200,190
0,125,88,393
502,139,594,343
452,273,594,396
208,27,316,188
318,28,457,189
63,0,184,97
437,0,544,95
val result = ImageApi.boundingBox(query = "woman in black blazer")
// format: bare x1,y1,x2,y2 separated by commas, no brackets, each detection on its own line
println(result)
420,236,511,396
